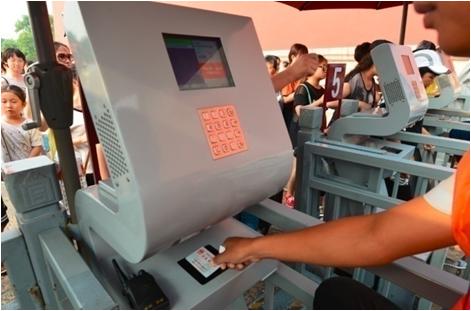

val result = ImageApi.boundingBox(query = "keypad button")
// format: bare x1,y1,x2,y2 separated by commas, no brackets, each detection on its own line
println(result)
222,144,229,153
218,133,226,142
231,119,238,127
206,124,215,132
212,145,221,155
202,112,211,121
199,105,247,159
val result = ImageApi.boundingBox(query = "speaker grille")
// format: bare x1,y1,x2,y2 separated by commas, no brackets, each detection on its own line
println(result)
95,111,129,179
383,79,405,107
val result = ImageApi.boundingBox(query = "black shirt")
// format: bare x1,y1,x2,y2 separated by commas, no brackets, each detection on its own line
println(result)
293,81,325,108
289,82,325,148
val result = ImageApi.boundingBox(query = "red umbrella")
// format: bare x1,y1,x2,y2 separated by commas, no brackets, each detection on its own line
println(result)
279,1,407,11
279,1,411,44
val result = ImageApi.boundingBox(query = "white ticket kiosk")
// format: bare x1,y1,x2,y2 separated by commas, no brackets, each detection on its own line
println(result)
328,43,428,143
322,43,428,219
64,1,292,308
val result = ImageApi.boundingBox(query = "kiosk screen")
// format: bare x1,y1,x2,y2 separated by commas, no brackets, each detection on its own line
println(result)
163,33,235,90
401,55,415,75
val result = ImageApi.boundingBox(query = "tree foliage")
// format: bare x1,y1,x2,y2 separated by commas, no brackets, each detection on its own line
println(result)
2,15,54,62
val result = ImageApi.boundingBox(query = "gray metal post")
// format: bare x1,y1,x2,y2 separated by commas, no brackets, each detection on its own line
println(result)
27,2,81,224
52,129,82,223
39,228,117,309
3,157,67,309
295,107,323,215
1,229,44,309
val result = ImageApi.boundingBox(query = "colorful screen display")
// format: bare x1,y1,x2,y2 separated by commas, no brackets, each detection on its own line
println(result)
163,33,235,90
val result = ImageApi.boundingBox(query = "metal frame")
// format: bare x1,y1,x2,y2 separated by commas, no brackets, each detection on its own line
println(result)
39,228,117,309
1,229,43,309
247,199,468,308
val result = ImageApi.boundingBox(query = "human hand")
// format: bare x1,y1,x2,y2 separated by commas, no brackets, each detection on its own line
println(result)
424,143,435,151
290,54,318,81
212,237,259,270
73,135,87,146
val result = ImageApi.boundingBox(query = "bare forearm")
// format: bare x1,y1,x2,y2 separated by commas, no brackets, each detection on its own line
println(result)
271,54,318,92
283,93,295,103
301,99,323,115
252,214,388,267
72,134,87,147
250,198,455,267
272,69,298,92
29,146,43,158
358,101,372,112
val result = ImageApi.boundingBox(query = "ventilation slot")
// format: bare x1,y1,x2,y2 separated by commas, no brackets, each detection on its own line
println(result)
95,111,129,179
383,79,405,107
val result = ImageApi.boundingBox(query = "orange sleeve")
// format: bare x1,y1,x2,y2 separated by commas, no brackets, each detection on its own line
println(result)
281,83,294,96
451,150,470,256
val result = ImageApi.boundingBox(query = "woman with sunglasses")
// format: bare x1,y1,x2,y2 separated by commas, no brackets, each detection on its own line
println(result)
48,42,94,186
54,42,74,69
290,54,327,149
279,43,309,131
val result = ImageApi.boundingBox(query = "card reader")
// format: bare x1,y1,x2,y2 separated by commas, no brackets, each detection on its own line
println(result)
178,245,226,285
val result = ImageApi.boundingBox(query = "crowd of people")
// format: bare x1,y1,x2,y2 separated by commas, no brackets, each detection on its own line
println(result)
1,42,93,231
262,35,456,210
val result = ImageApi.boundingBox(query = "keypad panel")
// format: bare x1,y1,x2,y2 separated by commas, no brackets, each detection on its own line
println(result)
198,105,248,160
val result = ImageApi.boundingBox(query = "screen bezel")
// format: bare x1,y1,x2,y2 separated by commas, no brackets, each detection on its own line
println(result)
163,33,235,91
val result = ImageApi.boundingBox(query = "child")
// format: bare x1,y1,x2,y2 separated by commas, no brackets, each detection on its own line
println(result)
290,54,328,147
1,85,43,231
280,43,309,130
1,85,43,163
284,54,327,208
265,55,280,77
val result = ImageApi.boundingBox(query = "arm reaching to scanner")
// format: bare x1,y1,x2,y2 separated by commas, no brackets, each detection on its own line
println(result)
213,173,460,270
271,54,318,92
214,197,454,270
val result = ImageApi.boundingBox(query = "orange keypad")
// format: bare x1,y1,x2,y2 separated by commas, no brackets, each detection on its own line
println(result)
198,105,248,160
